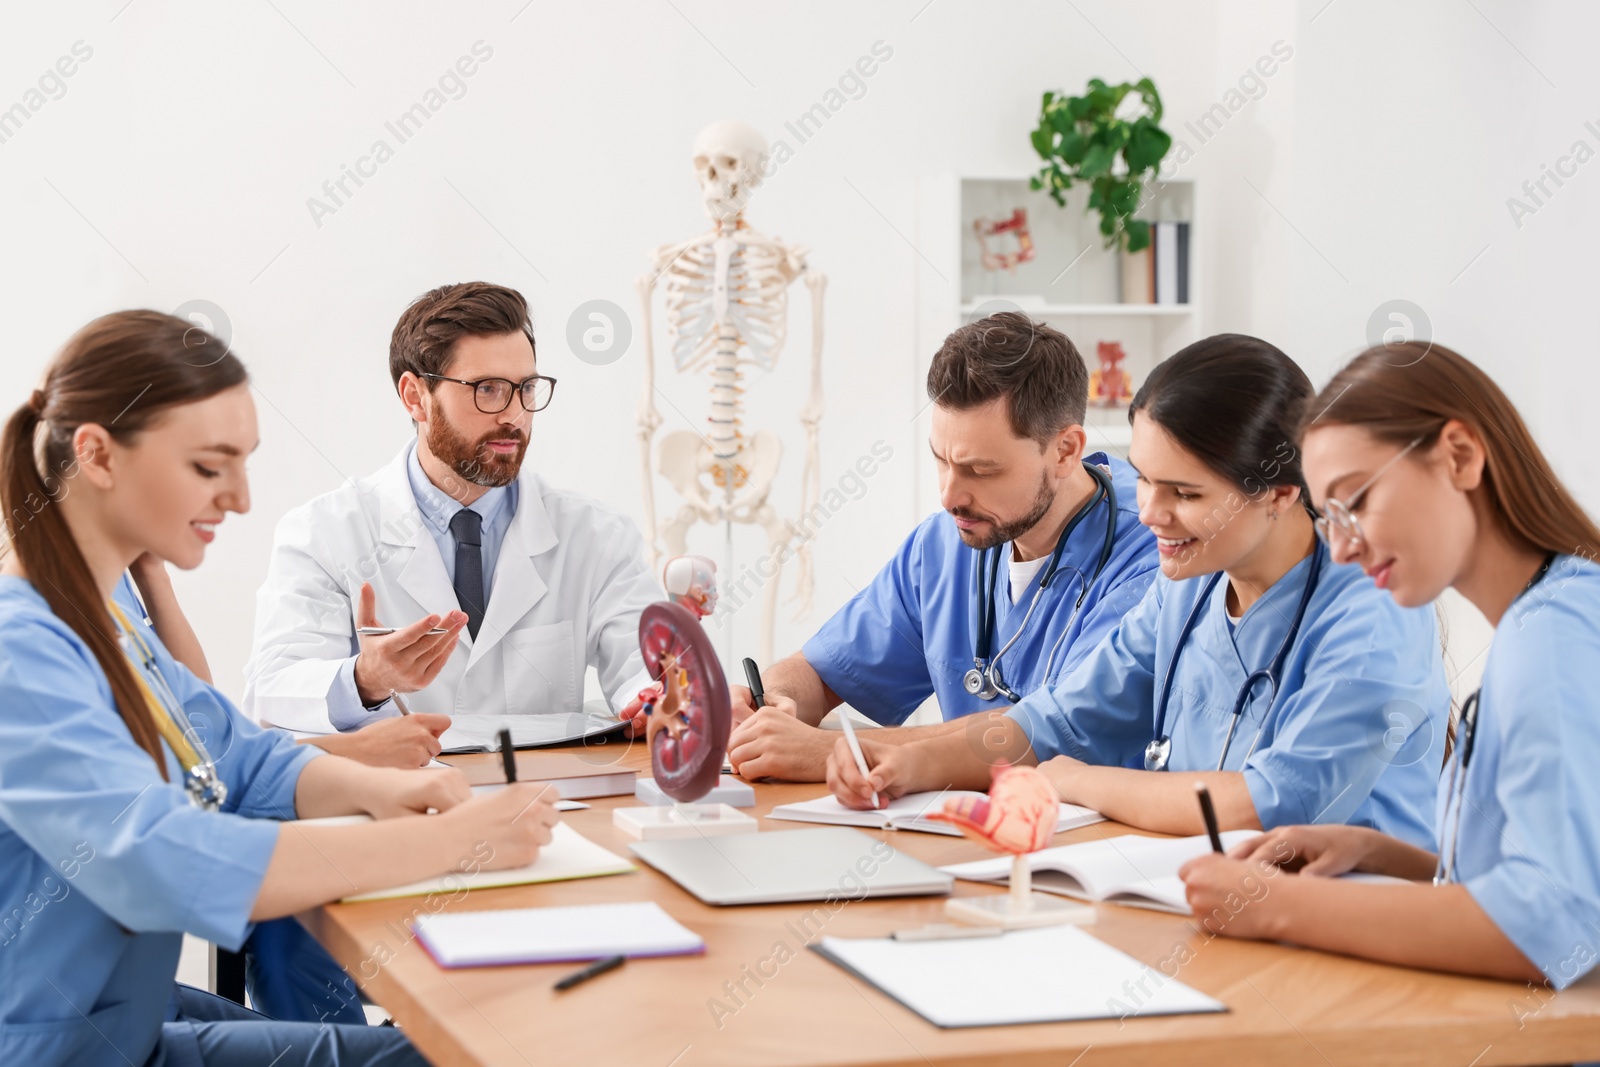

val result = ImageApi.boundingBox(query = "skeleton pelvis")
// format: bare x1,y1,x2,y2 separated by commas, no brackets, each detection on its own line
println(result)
656,428,782,513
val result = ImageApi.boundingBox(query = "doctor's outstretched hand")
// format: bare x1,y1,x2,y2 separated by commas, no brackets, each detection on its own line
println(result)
352,582,469,705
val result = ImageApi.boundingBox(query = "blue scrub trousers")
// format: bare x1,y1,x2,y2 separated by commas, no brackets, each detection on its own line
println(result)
154,984,428,1066
244,917,366,1025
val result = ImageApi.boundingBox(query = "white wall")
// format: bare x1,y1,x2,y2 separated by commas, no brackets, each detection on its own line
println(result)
3,0,1593,705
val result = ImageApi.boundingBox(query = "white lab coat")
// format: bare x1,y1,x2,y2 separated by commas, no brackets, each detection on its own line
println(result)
243,446,661,733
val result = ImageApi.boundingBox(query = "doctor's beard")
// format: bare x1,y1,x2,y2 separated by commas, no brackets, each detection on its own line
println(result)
427,405,528,488
949,469,1054,552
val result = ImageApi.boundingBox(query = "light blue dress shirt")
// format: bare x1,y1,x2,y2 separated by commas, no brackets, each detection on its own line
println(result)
1445,553,1600,990
1008,548,1450,849
326,441,518,730
0,575,322,1065
802,454,1158,725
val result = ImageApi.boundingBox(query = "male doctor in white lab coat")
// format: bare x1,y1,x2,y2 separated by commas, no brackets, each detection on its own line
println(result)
244,281,660,741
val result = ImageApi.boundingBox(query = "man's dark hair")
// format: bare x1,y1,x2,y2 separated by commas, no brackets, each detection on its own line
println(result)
389,281,534,388
925,312,1088,444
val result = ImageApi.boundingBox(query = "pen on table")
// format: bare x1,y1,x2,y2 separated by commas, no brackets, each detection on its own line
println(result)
358,626,449,636
498,728,517,784
742,657,767,708
836,712,879,809
553,953,625,991
389,690,411,717
1195,782,1224,853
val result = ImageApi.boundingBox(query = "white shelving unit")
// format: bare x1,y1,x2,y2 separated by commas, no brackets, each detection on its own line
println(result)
957,302,1194,317
916,173,1201,462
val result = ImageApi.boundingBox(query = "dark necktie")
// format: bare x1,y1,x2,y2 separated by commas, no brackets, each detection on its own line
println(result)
449,508,485,640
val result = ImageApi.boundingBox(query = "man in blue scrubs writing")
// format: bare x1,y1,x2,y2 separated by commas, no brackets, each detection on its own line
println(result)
726,313,1157,781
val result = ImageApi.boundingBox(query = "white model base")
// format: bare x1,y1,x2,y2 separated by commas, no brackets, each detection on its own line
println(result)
635,775,756,809
612,802,759,840
944,853,1096,929
944,892,1096,929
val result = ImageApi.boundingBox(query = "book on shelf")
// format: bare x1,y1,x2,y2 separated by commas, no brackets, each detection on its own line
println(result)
1152,220,1191,305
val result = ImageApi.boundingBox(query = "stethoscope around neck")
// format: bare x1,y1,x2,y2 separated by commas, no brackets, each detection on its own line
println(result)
963,462,1118,703
1434,552,1557,885
1143,538,1328,773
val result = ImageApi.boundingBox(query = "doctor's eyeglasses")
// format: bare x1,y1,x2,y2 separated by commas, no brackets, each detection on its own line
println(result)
420,372,557,414
1313,435,1424,548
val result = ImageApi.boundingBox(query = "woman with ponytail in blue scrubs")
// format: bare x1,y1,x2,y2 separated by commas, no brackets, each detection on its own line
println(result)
0,311,560,1066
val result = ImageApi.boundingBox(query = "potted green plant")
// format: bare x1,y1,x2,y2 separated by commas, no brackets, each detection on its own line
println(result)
1029,77,1172,252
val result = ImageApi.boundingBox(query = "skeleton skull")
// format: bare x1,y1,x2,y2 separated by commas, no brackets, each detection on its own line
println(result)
691,120,768,221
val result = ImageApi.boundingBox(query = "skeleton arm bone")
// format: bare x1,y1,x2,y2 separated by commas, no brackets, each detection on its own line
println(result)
789,269,827,618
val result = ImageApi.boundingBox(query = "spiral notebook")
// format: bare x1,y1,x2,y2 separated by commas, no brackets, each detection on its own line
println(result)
413,901,705,968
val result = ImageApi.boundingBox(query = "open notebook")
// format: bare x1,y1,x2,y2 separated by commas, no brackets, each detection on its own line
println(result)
769,790,1103,837
940,830,1259,914
294,815,635,901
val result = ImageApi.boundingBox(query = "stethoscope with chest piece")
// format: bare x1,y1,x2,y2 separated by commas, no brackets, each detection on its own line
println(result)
1142,537,1328,773
110,601,228,811
964,461,1119,703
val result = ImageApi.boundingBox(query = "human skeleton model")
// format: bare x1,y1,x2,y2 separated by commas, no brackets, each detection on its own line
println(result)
636,119,826,665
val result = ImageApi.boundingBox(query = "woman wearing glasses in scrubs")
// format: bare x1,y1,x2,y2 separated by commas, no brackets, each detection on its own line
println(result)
828,334,1450,845
1181,341,1600,990
0,312,562,1067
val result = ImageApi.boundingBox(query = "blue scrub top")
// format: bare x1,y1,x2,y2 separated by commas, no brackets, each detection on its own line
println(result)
0,575,320,1067
803,453,1157,725
1446,554,1600,990
1008,548,1450,848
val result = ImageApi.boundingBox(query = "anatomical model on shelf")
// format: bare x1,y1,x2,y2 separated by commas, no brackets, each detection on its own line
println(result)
973,207,1036,273
1090,340,1132,408
635,119,826,664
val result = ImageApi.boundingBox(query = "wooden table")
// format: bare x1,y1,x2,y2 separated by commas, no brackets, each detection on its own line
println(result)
300,741,1600,1066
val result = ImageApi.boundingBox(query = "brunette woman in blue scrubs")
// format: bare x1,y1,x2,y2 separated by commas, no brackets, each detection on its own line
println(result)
0,311,560,1066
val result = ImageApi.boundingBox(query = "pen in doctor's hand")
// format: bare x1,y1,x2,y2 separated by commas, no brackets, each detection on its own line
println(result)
358,626,449,636
836,711,879,809
1195,782,1224,853
389,690,412,717
499,728,517,784
742,658,767,708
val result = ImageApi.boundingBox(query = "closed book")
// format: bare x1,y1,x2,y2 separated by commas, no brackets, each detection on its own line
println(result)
1176,221,1191,304
438,751,637,799
1155,222,1180,304
1119,246,1152,304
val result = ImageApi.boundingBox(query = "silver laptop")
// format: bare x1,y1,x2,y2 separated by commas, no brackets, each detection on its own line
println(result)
630,828,953,906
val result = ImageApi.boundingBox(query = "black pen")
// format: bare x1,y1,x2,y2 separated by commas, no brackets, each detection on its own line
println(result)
553,953,625,991
742,657,766,708
1195,782,1224,853
498,728,516,784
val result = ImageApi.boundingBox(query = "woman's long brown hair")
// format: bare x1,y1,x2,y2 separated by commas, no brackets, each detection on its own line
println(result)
1,310,247,777
1300,341,1600,561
